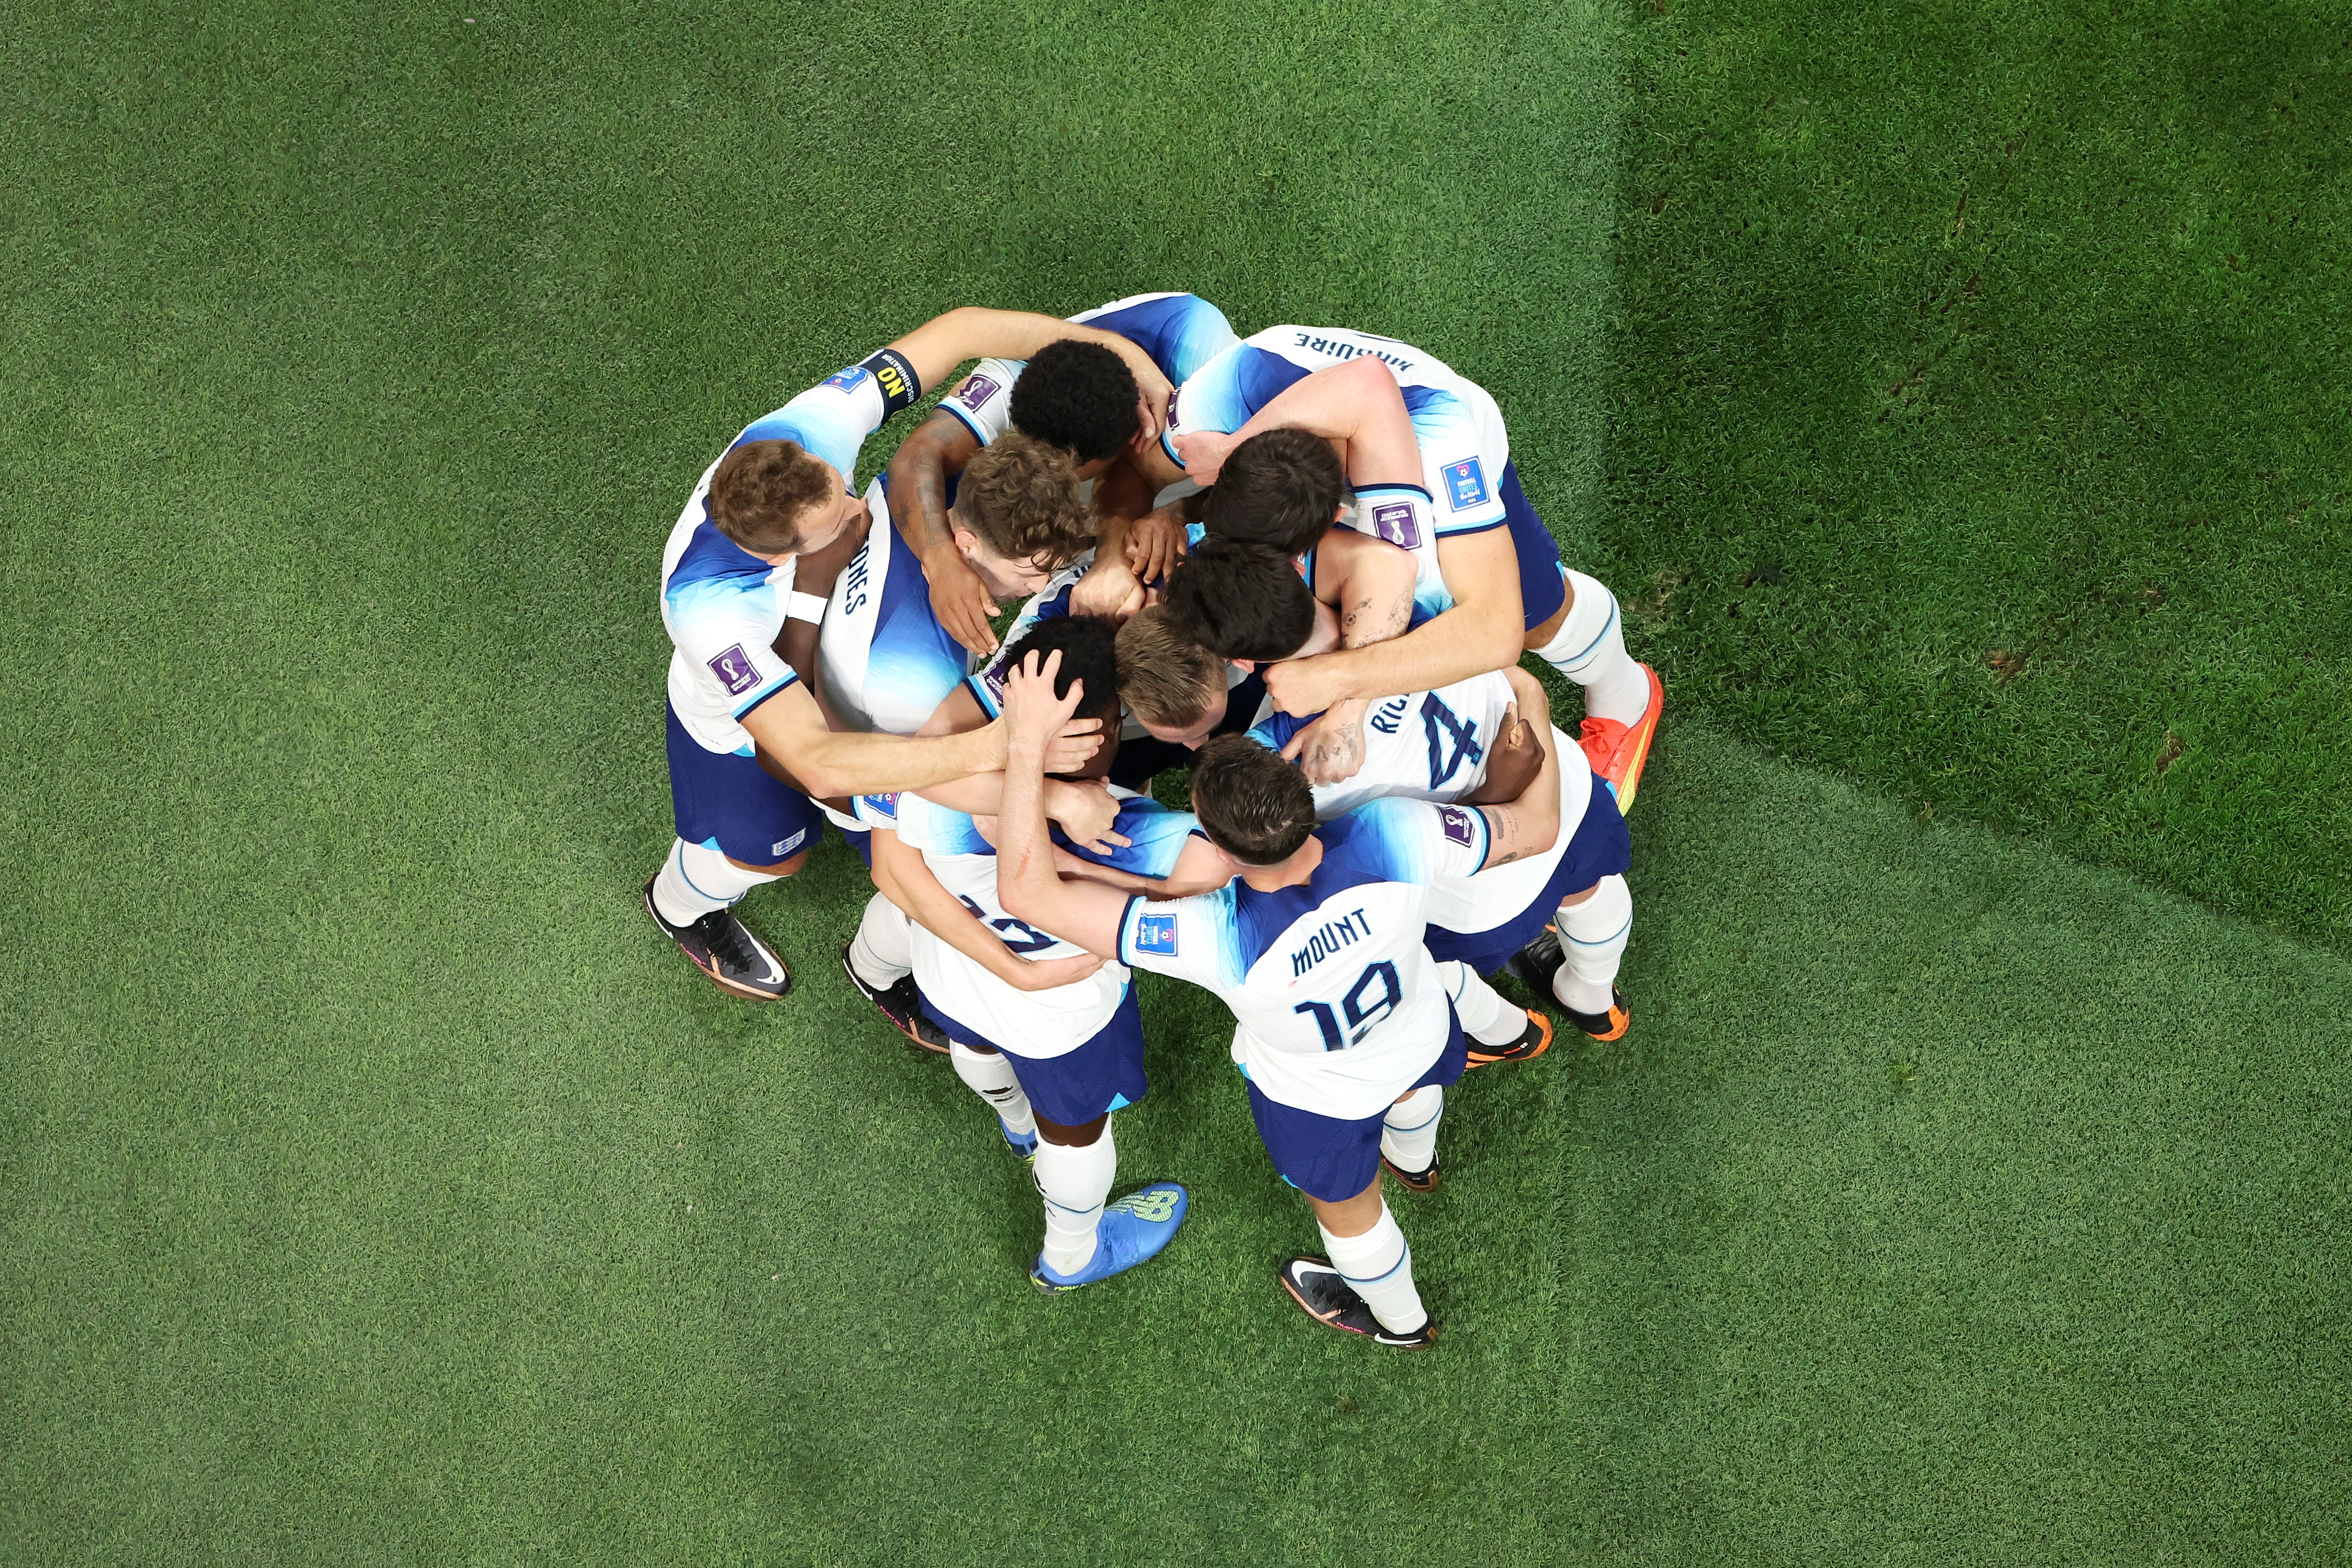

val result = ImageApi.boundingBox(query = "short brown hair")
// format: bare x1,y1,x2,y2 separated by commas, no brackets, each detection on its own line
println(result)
1117,607,1225,730
1190,734,1316,865
1201,428,1345,555
707,439,836,554
956,432,1094,571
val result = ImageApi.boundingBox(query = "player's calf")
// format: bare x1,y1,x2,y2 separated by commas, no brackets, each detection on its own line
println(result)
643,838,794,1000
1512,874,1633,1041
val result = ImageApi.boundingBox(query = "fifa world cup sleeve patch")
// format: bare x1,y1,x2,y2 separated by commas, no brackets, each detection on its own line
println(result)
1443,457,1488,511
856,347,921,417
956,372,1001,410
1438,804,1477,847
860,793,900,821
1134,912,1180,956
708,644,762,696
1369,500,1422,550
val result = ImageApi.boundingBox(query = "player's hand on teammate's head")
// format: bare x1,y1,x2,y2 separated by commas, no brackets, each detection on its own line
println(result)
1468,699,1545,806
1003,648,1091,757
1172,429,1243,485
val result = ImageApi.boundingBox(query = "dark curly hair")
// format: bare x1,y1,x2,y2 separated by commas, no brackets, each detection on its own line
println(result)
1010,339,1142,463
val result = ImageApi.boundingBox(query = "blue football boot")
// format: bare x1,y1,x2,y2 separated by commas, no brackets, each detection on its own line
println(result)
1000,1120,1040,1162
1029,1183,1189,1295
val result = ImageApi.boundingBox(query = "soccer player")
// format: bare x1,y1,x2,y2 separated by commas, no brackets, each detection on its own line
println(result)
827,433,1104,1048
1252,672,1637,1049
645,307,1151,1001
993,652,1565,1349
1168,325,1664,808
862,617,1198,1293
884,292,1241,652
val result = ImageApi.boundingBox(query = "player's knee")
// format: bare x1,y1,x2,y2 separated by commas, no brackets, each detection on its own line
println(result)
1525,594,1572,651
1037,1112,1108,1147
1558,880,1601,908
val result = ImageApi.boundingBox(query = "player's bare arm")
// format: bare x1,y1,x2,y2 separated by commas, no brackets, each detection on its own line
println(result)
882,409,997,654
1266,526,1525,716
869,827,1106,994
1050,836,1232,900
1275,530,1420,785
1066,459,1153,619
993,651,1138,960
1174,355,1418,488
1467,669,1560,868
738,681,1101,802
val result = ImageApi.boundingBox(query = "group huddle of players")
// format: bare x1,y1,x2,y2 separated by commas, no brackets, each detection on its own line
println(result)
645,294,1660,1349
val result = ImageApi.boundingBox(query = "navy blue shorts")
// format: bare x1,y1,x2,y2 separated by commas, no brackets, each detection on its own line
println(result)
1498,461,1567,630
1242,1013,1468,1202
665,702,825,866
924,984,1147,1127
1425,772,1631,974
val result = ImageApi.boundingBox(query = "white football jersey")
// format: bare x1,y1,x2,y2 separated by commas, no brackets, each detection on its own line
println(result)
817,477,977,739
1166,325,1513,623
857,789,1200,1058
935,292,1240,449
662,358,910,755
1115,797,1490,1118
1248,678,1594,939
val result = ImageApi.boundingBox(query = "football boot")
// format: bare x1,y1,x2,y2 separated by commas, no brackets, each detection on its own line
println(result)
644,878,790,1000
1029,1183,1189,1295
838,944,951,1053
1465,1008,1553,1069
1576,663,1664,812
1277,1257,1436,1350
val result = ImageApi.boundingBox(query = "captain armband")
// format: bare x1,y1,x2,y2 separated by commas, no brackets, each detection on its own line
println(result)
857,347,921,418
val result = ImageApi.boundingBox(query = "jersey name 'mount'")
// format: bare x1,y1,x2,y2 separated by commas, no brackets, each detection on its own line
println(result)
1292,910,1375,978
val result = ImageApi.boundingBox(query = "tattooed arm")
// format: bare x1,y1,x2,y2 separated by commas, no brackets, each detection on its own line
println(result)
1274,529,1420,785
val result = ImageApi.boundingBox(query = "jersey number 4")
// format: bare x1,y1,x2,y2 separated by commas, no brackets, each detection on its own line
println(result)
1422,694,1483,791
1294,960,1403,1052
959,895,1057,954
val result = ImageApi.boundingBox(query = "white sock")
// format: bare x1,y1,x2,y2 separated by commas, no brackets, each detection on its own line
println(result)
1556,874,1632,1013
1320,1203,1426,1334
1034,1117,1117,1277
649,837,778,926
1534,569,1650,726
1379,1086,1443,1176
1442,959,1527,1047
848,891,914,988
949,1042,1037,1140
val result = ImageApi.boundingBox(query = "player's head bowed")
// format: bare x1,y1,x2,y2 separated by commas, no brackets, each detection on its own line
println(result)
1164,537,1316,665
1010,339,1141,469
1200,428,1346,556
1189,733,1318,867
1000,615,1122,780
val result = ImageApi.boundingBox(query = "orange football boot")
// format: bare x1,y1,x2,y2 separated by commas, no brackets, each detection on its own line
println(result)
1577,663,1665,812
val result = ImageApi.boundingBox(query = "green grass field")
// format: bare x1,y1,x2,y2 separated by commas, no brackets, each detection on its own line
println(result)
5,1,2348,1562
